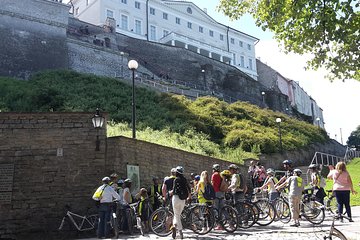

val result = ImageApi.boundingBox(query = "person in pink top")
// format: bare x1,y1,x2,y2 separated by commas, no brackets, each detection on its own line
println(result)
327,161,357,222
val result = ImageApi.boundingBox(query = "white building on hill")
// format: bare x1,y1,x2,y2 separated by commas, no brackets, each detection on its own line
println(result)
71,0,259,80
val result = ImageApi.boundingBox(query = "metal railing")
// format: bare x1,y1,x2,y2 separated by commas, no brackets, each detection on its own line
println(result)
310,152,344,167
344,146,360,162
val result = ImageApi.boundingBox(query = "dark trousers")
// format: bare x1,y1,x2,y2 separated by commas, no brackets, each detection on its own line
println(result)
98,203,112,238
334,190,351,218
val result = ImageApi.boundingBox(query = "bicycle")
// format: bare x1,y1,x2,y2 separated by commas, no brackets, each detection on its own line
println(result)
210,200,239,233
322,214,349,240
126,200,146,236
58,205,98,234
324,190,338,215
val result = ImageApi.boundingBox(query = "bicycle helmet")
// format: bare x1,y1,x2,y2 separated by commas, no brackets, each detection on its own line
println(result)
220,170,231,176
228,164,238,170
194,175,200,181
102,176,110,182
176,166,184,174
171,168,177,173
282,159,293,165
293,169,302,176
117,179,124,185
124,178,132,183
212,164,220,171
110,173,118,178
266,168,275,176
308,164,318,169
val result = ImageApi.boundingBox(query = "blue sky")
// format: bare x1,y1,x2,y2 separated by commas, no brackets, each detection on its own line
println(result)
64,0,360,143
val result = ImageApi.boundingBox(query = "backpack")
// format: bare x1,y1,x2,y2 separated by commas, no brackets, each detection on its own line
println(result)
174,177,189,200
202,183,216,200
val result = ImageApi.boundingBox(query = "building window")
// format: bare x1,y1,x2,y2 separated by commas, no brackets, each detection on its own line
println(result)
187,22,192,29
220,34,224,41
239,41,243,47
199,26,203,33
248,58,253,70
121,0,127,3
135,19,141,34
163,30,169,37
240,56,245,67
247,44,251,50
106,10,113,18
231,38,235,44
121,15,128,30
86,0,89,6
135,1,140,9
150,25,156,41
163,12,168,20
209,30,213,37
176,17,180,24
187,7,192,14
75,7,79,15
150,7,155,15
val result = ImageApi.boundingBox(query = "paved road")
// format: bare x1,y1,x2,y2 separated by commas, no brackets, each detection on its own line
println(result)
77,206,360,240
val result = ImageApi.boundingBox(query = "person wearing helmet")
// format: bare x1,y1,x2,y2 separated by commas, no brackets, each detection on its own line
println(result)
162,168,177,203
171,166,191,239
123,178,133,205
211,164,224,215
228,164,247,204
276,168,304,227
109,173,119,190
256,168,279,202
275,159,294,188
92,177,121,238
308,164,326,204
148,176,162,211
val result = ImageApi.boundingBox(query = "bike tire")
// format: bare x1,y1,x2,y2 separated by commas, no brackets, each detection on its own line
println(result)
254,200,276,226
325,196,338,215
219,205,238,233
330,227,348,240
274,199,291,223
150,208,173,237
190,204,215,235
234,202,256,229
303,201,325,225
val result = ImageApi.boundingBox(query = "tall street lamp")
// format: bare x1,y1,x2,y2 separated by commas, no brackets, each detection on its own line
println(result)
201,69,206,91
316,117,320,127
261,91,265,105
128,59,138,139
276,117,283,153
92,108,105,151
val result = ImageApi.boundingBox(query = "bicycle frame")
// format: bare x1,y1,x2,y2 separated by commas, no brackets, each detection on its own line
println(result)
60,211,97,231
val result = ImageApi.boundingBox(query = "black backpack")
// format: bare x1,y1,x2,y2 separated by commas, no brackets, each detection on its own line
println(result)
202,183,216,200
174,177,189,200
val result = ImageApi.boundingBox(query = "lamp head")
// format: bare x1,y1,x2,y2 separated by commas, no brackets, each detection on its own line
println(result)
128,60,138,70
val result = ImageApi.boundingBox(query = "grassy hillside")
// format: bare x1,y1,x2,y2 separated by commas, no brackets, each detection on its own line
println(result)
0,70,329,162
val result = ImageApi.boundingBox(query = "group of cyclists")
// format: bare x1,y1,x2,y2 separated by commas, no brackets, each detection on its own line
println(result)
91,159,357,239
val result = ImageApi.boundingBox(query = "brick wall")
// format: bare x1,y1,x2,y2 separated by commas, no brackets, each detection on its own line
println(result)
0,112,107,239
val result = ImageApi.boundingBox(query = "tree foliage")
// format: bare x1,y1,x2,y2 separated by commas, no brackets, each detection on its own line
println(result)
217,0,360,81
0,70,329,156
347,125,360,150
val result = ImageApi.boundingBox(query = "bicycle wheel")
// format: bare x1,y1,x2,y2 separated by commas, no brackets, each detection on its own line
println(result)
254,200,276,226
234,202,256,229
127,209,135,235
190,204,215,235
303,201,325,225
87,214,99,232
330,227,348,240
136,216,144,236
325,196,338,215
274,198,291,223
150,208,173,237
219,205,238,233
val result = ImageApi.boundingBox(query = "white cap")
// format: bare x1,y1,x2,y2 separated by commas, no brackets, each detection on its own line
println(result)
102,176,110,182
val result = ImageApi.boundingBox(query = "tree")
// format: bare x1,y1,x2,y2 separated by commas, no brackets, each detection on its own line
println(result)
217,0,360,82
347,125,360,150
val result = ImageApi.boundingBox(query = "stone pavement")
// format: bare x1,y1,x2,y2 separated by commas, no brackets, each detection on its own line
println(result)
77,206,360,240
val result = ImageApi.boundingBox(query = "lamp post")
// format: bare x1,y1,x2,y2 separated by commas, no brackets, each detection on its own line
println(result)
120,51,124,77
316,117,320,127
128,59,138,139
92,108,105,151
276,117,283,153
261,91,265,105
201,69,206,91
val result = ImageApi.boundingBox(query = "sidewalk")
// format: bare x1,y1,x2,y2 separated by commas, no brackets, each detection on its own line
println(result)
77,206,360,240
